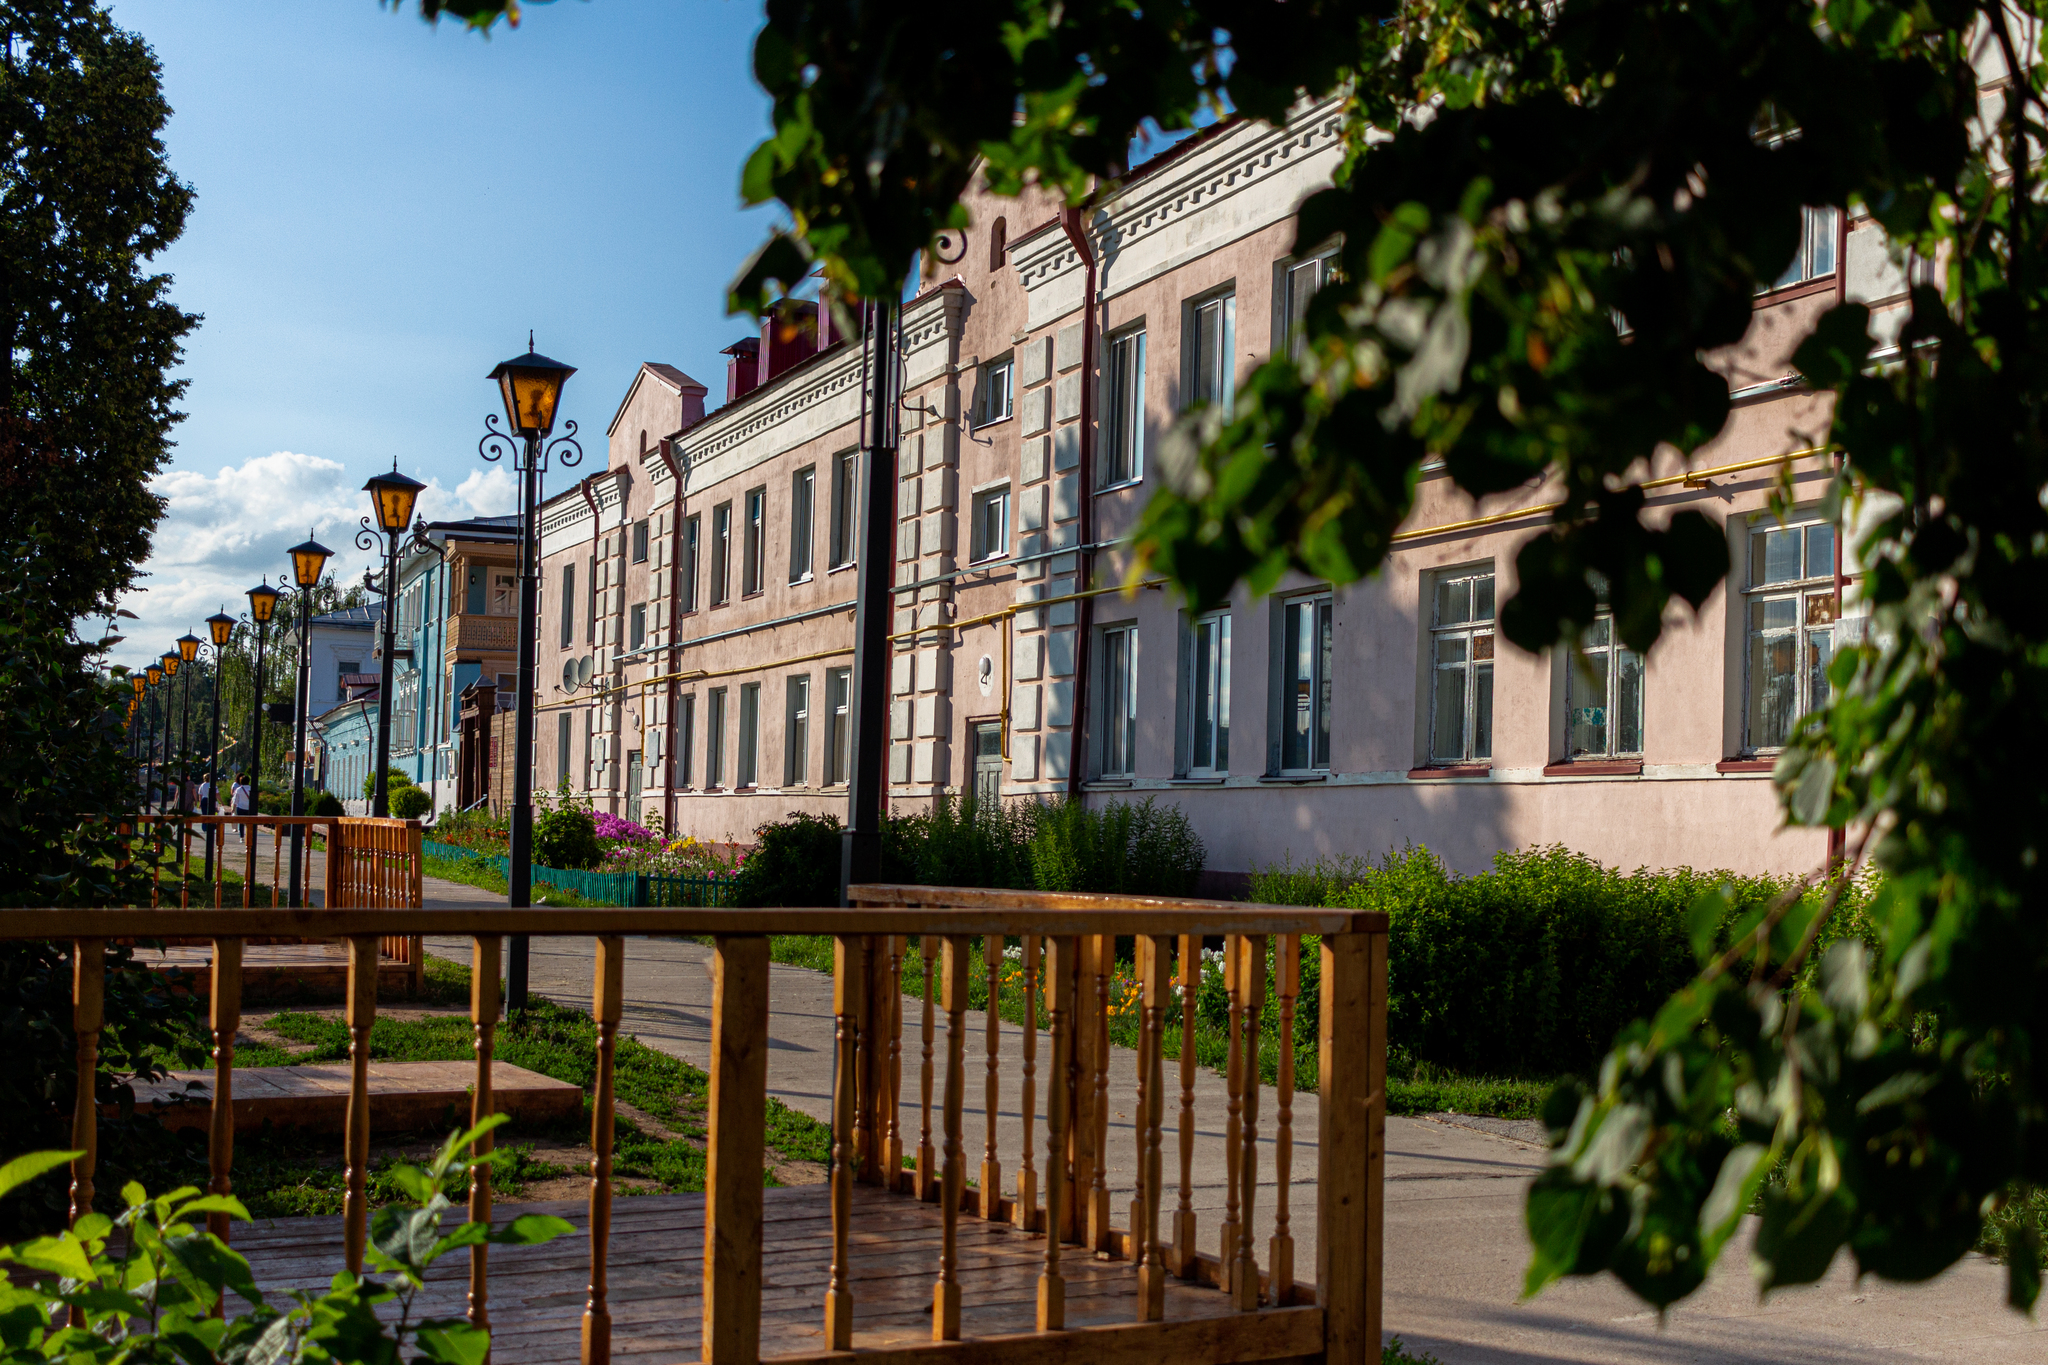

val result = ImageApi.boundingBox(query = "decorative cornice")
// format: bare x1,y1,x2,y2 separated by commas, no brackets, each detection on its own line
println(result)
675,344,866,474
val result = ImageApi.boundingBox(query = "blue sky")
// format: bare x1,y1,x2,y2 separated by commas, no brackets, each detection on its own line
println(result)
104,0,777,670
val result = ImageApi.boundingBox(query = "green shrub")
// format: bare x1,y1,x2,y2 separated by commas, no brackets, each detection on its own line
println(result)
390,783,433,819
362,765,412,799
886,792,1036,888
1249,851,1373,906
734,810,843,907
533,805,601,870
1324,845,1878,1076
308,790,344,817
1029,796,1204,896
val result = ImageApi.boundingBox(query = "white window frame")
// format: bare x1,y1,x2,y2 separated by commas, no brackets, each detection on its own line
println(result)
970,484,1010,563
1428,569,1496,766
742,486,766,596
785,674,810,788
1565,599,1644,760
1283,251,1337,362
1743,513,1839,753
737,681,761,787
1185,609,1231,775
628,602,646,653
825,666,852,786
789,465,816,583
829,449,858,568
1186,289,1237,414
1277,594,1332,773
1764,206,1840,292
973,354,1014,428
711,502,732,605
681,514,700,613
1098,623,1138,778
1102,328,1146,487
706,687,726,787
676,693,695,788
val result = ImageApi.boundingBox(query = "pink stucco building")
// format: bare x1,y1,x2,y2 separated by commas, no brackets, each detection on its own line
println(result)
529,95,1908,880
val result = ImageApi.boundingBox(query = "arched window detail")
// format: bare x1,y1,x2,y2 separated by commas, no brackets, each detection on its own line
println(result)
989,216,1007,272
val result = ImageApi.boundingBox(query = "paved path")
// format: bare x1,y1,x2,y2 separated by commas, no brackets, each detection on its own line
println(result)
391,867,2042,1364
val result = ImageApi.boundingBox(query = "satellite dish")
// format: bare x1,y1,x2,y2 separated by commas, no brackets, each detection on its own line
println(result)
562,659,578,692
576,656,595,688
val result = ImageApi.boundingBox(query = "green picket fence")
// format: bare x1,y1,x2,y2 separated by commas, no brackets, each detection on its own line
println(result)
420,838,734,907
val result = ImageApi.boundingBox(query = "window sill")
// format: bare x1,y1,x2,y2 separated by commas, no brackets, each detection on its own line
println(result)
970,415,1014,432
1753,274,1838,304
1408,765,1490,780
1261,773,1328,784
969,552,1009,568
1094,478,1144,496
1086,778,1135,789
789,573,814,587
1170,775,1226,785
1716,758,1777,774
1544,759,1643,777
828,561,857,575
741,591,765,602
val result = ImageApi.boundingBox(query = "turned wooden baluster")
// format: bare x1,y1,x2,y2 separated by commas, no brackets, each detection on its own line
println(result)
704,935,769,1365
179,817,191,909
1015,933,1039,1232
68,940,102,1328
243,816,257,907
934,937,968,1339
981,934,1003,1220
885,936,905,1188
1173,933,1199,1277
207,939,242,1251
343,936,378,1273
1318,929,1389,1365
1233,934,1267,1311
1090,934,1112,1252
1219,935,1243,1289
468,935,501,1333
917,936,937,1201
1137,934,1170,1321
1127,936,1149,1246
826,935,866,1350
1037,935,1075,1332
584,936,625,1365
1270,934,1300,1301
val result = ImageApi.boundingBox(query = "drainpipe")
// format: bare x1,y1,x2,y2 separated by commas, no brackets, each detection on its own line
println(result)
579,476,604,800
658,437,688,836
1060,203,1099,800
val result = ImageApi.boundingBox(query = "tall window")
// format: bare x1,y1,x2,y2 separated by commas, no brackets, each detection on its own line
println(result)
785,674,810,787
1566,578,1644,759
789,466,816,582
582,709,593,788
971,485,1009,563
1768,206,1840,291
826,666,852,785
742,487,766,594
1103,329,1146,486
973,354,1014,427
681,514,700,612
830,449,859,568
737,682,761,787
492,573,516,615
629,602,646,652
1098,624,1137,778
1280,595,1332,771
711,502,732,604
675,694,695,787
1284,254,1334,361
1186,610,1231,774
1187,290,1236,413
631,518,650,564
559,562,576,646
585,554,596,643
556,712,571,783
1429,570,1495,765
1745,516,1837,751
706,688,727,787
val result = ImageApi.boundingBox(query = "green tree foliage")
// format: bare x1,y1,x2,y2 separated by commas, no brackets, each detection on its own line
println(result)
0,0,197,619
531,804,600,871
389,783,431,819
408,0,2046,1310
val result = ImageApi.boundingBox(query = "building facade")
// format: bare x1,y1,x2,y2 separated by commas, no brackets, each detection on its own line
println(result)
524,96,1908,878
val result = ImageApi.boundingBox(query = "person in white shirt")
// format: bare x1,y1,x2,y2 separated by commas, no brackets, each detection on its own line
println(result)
231,773,254,842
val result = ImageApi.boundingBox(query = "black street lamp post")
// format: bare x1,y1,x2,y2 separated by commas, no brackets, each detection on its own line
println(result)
481,340,580,1010
177,635,201,863
841,299,900,903
285,534,335,908
202,611,235,882
355,465,440,818
247,580,282,802
129,674,145,792
143,665,162,812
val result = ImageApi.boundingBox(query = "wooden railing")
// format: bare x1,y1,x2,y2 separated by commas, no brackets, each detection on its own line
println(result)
19,893,1387,1365
128,814,425,993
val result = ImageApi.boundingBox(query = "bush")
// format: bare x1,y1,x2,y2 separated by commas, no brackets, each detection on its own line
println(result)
389,783,432,819
733,810,842,907
533,805,601,870
308,790,344,817
1314,845,1878,1077
885,792,1036,888
1028,796,1204,896
362,765,412,799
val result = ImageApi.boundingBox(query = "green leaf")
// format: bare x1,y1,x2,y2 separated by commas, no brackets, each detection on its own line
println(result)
1755,1186,1855,1291
1792,303,1874,391
412,1318,492,1365
0,1152,78,1202
1698,1144,1770,1260
12,1235,93,1284
1687,884,1735,966
487,1214,575,1246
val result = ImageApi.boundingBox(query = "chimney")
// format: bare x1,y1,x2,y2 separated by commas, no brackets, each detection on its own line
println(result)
722,337,761,402
761,299,819,383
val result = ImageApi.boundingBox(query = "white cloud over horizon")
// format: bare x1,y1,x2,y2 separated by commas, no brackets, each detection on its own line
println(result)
108,451,515,673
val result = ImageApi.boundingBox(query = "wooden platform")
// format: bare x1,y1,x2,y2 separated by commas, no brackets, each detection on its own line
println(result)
130,1061,583,1134
137,941,417,1000
228,1183,1309,1365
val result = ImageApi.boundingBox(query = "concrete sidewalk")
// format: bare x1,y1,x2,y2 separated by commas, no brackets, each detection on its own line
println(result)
408,921,2042,1364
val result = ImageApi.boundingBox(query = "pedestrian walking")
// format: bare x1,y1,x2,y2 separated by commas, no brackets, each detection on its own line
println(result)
232,772,253,843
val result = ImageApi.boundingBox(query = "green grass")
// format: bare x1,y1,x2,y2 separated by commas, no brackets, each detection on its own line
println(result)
761,934,1550,1121
422,851,606,907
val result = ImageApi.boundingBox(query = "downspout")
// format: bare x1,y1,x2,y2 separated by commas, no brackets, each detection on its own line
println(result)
579,476,603,799
658,437,688,836
1060,203,1099,800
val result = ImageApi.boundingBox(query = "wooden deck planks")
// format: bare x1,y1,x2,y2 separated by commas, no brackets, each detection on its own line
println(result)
230,1184,1271,1365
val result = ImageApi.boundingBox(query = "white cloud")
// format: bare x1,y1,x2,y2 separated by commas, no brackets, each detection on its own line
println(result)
454,467,518,517
109,451,381,673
